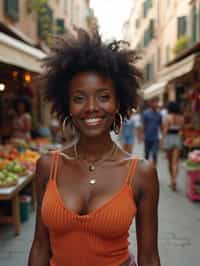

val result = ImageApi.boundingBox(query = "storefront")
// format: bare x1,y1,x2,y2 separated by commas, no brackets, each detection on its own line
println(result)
159,47,200,202
159,52,200,150
0,31,46,142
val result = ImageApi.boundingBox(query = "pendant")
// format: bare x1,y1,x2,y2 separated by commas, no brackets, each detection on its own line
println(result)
89,164,95,171
89,178,96,185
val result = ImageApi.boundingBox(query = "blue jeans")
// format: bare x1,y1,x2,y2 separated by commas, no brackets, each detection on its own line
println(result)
144,139,159,162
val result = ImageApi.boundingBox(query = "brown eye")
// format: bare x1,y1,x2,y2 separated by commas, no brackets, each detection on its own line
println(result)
98,94,110,102
73,95,85,103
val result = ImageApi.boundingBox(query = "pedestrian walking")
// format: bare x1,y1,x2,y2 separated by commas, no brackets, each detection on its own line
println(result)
141,97,162,165
162,101,184,191
120,109,136,154
28,30,160,266
120,109,141,154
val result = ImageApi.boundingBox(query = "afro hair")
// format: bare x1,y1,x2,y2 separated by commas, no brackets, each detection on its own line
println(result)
42,29,142,122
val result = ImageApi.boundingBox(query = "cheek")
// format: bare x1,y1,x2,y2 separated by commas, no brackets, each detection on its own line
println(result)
69,100,81,115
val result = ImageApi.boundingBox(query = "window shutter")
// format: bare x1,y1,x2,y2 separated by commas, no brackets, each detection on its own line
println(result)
191,6,197,43
150,19,154,38
4,0,19,21
143,1,147,17
146,63,151,81
56,19,65,34
37,4,54,41
144,20,154,47
178,16,187,38
143,0,152,18
147,0,152,9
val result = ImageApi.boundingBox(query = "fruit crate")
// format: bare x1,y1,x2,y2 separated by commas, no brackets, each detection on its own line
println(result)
187,170,200,201
0,180,18,188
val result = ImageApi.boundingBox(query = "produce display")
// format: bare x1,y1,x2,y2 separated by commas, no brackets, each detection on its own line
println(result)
185,150,200,170
0,161,27,187
0,169,18,187
0,146,19,160
184,136,200,147
19,150,40,172
0,144,40,187
185,150,200,198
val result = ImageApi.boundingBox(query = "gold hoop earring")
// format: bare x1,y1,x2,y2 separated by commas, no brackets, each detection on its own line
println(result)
113,112,123,135
62,116,77,139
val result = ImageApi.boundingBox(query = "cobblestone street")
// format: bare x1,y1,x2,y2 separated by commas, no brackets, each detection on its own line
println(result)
0,144,200,266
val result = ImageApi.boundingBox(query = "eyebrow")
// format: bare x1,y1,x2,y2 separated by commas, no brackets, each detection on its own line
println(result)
72,88,111,93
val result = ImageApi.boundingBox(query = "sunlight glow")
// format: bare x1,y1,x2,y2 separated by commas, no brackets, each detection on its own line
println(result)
90,0,133,40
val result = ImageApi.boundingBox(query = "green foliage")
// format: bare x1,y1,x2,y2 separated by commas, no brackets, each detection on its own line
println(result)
27,0,48,13
172,35,190,56
27,0,66,44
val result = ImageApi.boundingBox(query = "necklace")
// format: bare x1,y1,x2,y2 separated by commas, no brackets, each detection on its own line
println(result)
74,143,118,185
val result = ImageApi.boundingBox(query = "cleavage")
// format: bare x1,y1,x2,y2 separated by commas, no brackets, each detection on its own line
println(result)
56,158,129,216
56,171,127,216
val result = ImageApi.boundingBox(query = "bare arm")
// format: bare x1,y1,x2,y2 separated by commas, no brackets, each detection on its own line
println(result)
162,116,169,136
133,160,160,266
139,114,145,142
22,114,32,132
28,155,52,266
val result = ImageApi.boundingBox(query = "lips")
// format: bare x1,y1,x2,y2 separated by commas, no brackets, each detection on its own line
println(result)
83,117,103,126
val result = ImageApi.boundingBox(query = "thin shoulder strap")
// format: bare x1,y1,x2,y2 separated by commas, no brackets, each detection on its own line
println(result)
49,150,60,180
126,158,139,185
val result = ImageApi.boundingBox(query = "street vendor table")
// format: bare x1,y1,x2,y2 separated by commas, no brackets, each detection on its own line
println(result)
0,173,36,235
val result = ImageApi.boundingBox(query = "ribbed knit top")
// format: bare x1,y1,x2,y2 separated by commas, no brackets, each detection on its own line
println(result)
41,151,138,266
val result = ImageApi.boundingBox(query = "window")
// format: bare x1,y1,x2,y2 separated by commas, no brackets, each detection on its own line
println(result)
145,62,154,81
143,19,154,46
143,0,152,18
38,4,53,42
191,6,197,43
56,19,65,35
4,0,19,21
177,16,187,38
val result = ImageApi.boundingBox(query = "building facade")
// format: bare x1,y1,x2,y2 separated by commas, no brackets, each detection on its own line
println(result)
0,0,97,138
123,0,200,102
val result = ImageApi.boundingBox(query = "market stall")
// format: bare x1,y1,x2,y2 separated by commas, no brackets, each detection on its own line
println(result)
0,173,36,235
0,143,40,235
184,150,200,201
182,84,200,152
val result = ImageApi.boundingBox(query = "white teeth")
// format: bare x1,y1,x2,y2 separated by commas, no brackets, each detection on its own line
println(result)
84,118,102,125
86,118,101,122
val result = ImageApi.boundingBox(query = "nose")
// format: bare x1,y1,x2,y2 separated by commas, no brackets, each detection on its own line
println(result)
86,96,98,112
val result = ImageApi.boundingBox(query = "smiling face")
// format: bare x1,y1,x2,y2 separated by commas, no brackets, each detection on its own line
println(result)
68,72,118,138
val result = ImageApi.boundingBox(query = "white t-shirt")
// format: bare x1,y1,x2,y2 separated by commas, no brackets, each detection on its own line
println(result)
130,113,141,128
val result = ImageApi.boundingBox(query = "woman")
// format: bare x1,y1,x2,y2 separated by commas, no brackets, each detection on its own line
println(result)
120,109,136,154
12,96,32,141
163,101,184,191
28,30,160,266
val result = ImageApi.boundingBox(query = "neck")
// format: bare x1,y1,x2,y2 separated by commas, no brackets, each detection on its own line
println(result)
76,133,114,162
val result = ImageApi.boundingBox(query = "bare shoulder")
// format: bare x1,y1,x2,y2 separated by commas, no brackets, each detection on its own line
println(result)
35,153,53,189
133,159,159,201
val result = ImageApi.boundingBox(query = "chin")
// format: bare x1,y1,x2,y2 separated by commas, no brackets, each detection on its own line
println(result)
82,130,107,138
79,126,111,139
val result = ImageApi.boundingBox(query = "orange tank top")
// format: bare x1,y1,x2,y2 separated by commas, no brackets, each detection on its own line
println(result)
41,151,138,266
